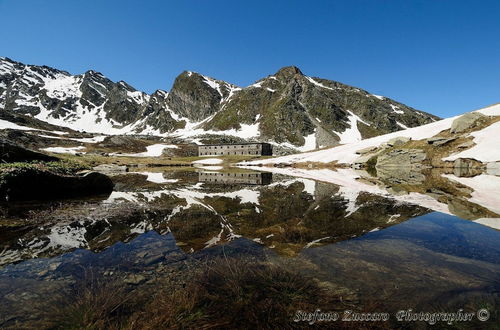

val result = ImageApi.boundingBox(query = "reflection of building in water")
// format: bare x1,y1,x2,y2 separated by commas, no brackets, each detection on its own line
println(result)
198,143,272,157
199,171,272,185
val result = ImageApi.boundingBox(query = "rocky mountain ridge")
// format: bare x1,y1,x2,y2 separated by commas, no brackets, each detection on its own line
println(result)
0,57,439,150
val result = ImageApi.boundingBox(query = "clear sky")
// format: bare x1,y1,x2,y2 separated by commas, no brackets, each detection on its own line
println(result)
1,0,499,118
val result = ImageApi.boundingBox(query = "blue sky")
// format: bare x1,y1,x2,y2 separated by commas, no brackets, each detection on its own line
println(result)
1,0,499,118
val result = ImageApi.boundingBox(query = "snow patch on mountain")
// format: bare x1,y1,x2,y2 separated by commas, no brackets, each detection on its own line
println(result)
305,76,337,91
390,104,404,114
115,144,178,157
246,103,500,166
336,111,369,144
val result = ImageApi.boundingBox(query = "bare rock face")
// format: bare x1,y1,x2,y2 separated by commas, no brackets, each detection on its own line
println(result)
165,71,238,122
450,112,487,133
376,149,427,168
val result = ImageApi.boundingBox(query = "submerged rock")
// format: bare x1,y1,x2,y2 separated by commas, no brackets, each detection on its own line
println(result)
123,274,147,285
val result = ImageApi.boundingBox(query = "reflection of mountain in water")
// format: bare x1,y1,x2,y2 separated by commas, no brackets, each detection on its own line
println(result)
0,174,429,265
245,166,500,229
198,171,272,185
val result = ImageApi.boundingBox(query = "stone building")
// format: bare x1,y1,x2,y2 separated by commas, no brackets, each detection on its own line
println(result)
198,171,272,185
198,143,272,157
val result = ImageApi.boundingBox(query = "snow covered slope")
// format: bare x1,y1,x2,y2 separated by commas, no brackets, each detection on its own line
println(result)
244,103,500,165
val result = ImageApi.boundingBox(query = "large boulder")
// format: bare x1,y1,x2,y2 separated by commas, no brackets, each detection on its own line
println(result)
376,149,426,168
0,170,113,201
93,164,128,175
386,136,411,147
0,140,58,162
450,112,487,133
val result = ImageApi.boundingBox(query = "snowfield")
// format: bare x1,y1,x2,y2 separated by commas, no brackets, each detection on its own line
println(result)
443,120,500,163
136,172,178,184
238,166,500,227
113,144,178,157
442,173,500,215
41,146,86,154
192,158,223,165
243,103,500,166
242,166,451,214
0,119,39,131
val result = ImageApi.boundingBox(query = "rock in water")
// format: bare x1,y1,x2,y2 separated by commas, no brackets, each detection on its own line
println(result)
450,112,486,133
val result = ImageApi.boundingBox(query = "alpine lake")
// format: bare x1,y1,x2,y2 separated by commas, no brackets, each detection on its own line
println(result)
0,165,499,329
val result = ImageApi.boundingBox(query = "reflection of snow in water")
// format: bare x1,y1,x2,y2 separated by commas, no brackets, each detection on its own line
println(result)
197,165,224,171
305,236,331,248
244,166,451,214
240,166,500,229
104,185,261,206
0,221,93,265
268,178,316,196
337,186,360,217
136,172,179,184
192,158,223,165
474,218,500,230
442,174,500,215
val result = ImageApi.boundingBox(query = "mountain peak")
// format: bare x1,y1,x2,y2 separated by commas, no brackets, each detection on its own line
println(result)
275,66,303,79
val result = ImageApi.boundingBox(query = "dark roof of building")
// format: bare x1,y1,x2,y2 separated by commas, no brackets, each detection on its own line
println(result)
198,142,271,147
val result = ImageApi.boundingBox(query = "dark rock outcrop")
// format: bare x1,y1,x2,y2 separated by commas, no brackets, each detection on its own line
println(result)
0,170,113,201
0,140,58,162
